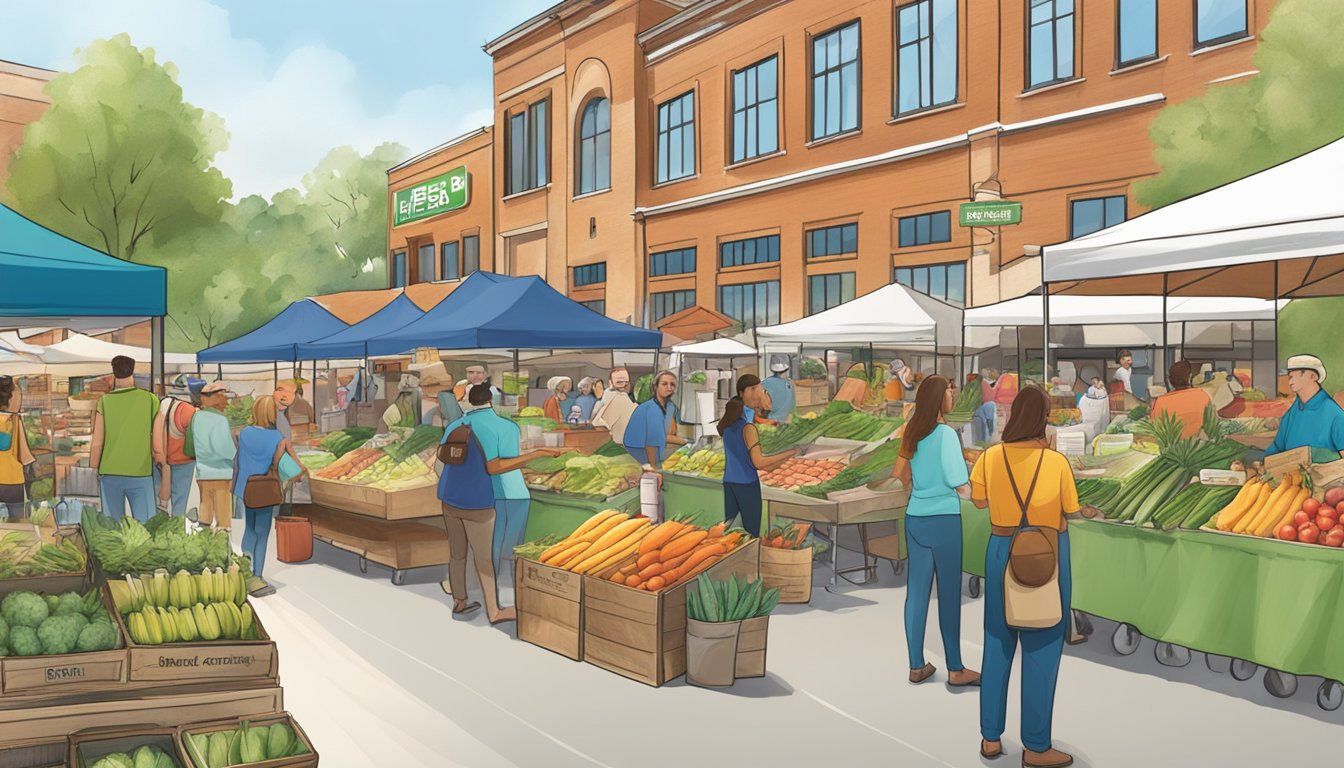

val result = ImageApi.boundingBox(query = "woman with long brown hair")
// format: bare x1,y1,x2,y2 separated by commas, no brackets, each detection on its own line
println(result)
891,375,980,687
969,384,1077,767
718,374,797,537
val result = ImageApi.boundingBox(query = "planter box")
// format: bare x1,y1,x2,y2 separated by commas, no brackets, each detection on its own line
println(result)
0,584,127,696
735,615,769,679
177,712,317,768
581,539,759,687
759,546,813,604
112,602,278,685
308,478,438,521
515,559,583,662
69,726,185,768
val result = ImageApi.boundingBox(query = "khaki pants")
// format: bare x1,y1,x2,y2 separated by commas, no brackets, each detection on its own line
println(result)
198,480,233,530
442,503,500,616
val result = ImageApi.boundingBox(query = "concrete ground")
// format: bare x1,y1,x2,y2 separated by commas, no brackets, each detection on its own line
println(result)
241,528,1340,768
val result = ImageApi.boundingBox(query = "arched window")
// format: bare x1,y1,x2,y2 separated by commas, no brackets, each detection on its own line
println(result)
576,97,611,195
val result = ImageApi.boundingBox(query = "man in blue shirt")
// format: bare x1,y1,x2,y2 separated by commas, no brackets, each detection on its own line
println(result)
623,371,688,468
761,357,796,423
1267,355,1344,461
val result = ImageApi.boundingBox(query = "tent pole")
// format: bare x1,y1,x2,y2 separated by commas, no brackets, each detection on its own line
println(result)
1161,274,1169,387
1273,263,1281,393
960,323,967,386
272,361,278,390
151,316,165,395
1041,282,1051,384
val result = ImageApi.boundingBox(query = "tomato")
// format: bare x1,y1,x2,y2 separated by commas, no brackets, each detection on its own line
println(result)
1326,487,1344,507
1277,524,1299,541
1336,501,1344,517
1299,523,1321,543
1321,504,1341,521
1293,510,1312,527
1320,529,1332,545
1328,529,1344,548
1303,498,1321,516
1319,516,1338,533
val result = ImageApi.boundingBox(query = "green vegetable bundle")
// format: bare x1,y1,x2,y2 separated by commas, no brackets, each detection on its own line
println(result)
184,719,311,768
525,451,580,474
0,588,120,657
319,426,376,458
945,384,983,421
594,441,627,458
221,395,255,429
633,374,653,404
0,531,87,578
383,425,444,464
90,745,176,768
83,510,232,578
687,573,781,623
795,438,905,499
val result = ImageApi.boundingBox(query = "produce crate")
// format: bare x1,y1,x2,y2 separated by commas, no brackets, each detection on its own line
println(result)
308,478,438,521
0,583,127,696
176,712,317,768
553,427,610,455
0,525,90,595
111,602,278,685
515,559,584,661
735,615,769,679
794,381,829,410
69,725,185,768
759,546,813,604
581,539,760,687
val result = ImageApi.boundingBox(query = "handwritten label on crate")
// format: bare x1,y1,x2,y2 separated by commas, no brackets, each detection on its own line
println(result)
2,652,126,693
128,645,275,682
1199,469,1248,487
521,561,581,601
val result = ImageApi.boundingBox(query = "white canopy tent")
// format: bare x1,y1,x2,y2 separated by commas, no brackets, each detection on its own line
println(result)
0,332,197,376
963,295,1287,327
671,338,757,358
755,283,964,352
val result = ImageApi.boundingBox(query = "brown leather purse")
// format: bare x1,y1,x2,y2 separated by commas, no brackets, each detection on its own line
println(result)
243,445,284,508
438,424,472,466
1003,446,1059,588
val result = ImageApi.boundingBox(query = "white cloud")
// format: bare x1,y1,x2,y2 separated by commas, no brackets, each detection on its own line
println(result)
0,0,493,199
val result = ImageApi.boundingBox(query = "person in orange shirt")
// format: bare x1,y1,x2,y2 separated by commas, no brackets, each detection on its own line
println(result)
1151,360,1211,439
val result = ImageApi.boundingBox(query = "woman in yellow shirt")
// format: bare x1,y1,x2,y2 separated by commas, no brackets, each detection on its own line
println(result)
969,385,1078,768
0,377,36,520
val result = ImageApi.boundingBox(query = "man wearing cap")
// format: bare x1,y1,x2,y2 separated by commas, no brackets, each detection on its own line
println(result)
152,377,200,517
412,362,463,427
188,382,237,532
592,367,636,444
1267,355,1344,460
455,365,503,406
761,357,796,424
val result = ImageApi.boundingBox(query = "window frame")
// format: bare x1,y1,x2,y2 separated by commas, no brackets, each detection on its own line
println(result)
415,242,436,284
576,96,612,196
894,0,960,118
1115,0,1159,69
808,272,857,315
580,299,606,315
897,210,953,248
807,222,860,259
462,235,480,275
650,247,697,278
505,96,550,196
573,262,608,288
440,240,460,281
651,289,697,322
718,234,781,269
655,90,697,185
717,280,781,329
1192,0,1249,49
391,250,408,288
809,19,863,142
892,261,966,305
1024,0,1077,91
1069,194,1128,239
730,55,780,164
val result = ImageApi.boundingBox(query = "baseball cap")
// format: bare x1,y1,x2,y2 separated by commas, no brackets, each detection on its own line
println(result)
1281,354,1327,384
769,354,790,373
201,381,231,395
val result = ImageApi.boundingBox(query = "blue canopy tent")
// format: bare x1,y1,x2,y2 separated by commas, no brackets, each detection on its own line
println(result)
197,298,348,363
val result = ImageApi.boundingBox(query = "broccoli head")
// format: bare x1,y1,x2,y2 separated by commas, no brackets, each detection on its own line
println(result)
45,595,60,613
53,592,85,617
2,592,49,629
76,621,120,652
9,626,42,656
37,614,84,655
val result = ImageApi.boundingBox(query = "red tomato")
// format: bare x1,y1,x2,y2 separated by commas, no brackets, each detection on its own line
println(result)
1336,501,1344,517
1321,504,1341,521
1320,529,1332,545
1327,487,1344,507
1277,524,1298,541
1318,516,1338,533
1327,529,1344,548
1299,523,1321,543
1293,511,1312,527
1303,498,1321,516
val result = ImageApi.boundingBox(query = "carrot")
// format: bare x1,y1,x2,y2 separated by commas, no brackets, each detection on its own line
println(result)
667,550,727,586
569,509,623,540
639,521,684,555
659,531,708,563
587,518,650,554
618,563,639,577
660,547,696,573
769,536,785,548
579,513,631,544
638,561,665,579
705,521,727,538
540,538,577,562
625,574,643,588
719,532,743,550
636,550,662,570
550,541,592,568
664,542,728,584
644,575,666,592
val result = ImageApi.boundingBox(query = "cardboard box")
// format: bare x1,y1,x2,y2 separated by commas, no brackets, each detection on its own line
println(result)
515,559,583,662
759,546,812,604
0,584,127,696
308,478,439,521
582,539,759,687
69,726,185,768
176,712,317,768
112,602,278,685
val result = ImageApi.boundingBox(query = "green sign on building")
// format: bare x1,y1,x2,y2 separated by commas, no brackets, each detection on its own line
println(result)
394,166,470,226
959,200,1022,227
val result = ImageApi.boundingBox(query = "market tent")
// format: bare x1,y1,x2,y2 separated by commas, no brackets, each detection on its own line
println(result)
196,299,348,363
755,283,962,351
672,338,757,357
42,333,197,366
963,295,1286,326
366,272,662,355
296,293,439,360
1043,135,1344,298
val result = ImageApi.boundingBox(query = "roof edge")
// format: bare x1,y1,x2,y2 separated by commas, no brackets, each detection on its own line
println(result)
387,126,491,174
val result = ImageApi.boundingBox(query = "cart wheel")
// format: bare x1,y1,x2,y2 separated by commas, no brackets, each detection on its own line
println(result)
1230,658,1258,681
1155,642,1191,668
1072,611,1094,637
966,575,982,599
1264,669,1298,699
392,570,406,586
1317,680,1343,712
358,556,368,574
1205,654,1230,674
1111,623,1142,656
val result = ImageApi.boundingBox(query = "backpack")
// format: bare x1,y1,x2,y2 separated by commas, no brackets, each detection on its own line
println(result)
438,424,473,465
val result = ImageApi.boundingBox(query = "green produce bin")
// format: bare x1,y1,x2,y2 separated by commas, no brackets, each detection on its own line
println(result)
524,486,640,542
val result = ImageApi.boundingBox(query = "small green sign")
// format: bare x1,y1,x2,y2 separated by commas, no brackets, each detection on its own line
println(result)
959,201,1022,227
394,167,470,226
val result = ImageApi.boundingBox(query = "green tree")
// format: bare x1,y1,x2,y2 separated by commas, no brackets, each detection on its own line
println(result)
5,34,230,261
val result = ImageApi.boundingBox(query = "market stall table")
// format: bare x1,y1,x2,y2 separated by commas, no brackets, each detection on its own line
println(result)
296,503,449,585
766,485,909,589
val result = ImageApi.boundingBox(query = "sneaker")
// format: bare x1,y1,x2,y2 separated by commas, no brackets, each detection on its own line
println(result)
247,576,275,597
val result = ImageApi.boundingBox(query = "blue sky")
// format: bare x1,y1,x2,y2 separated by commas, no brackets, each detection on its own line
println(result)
0,0,556,198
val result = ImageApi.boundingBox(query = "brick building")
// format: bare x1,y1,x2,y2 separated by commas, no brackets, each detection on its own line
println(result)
0,58,54,186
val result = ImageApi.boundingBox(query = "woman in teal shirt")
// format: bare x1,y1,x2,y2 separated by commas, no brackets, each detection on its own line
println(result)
892,375,979,687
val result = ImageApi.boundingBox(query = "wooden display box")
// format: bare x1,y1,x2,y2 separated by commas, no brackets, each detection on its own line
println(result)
735,615,769,679
0,526,89,596
176,712,317,768
515,559,583,662
69,726,185,768
759,545,813,604
308,478,438,521
553,427,610,455
793,381,829,409
0,584,127,696
111,603,278,685
581,539,759,687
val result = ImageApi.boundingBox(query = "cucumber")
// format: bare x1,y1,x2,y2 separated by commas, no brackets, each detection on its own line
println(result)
1131,470,1192,527
1182,487,1239,530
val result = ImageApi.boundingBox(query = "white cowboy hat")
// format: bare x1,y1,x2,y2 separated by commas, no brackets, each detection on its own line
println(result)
1281,355,1327,384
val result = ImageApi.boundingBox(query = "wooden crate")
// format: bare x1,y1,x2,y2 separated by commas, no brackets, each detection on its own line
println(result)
0,527,89,596
112,603,278,685
176,711,317,768
515,559,583,661
759,545,813,604
308,478,439,521
0,585,127,696
735,615,769,679
582,539,759,687
793,381,829,409
69,726,184,768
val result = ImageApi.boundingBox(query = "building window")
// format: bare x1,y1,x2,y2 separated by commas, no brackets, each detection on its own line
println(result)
577,97,611,195
811,21,861,140
807,223,858,259
1195,0,1247,48
573,262,607,287
732,56,779,163
391,251,407,288
656,91,696,184
507,99,548,195
652,290,696,322
1027,0,1075,90
1071,195,1127,238
416,243,436,283
898,211,952,247
718,281,780,328
580,299,606,315
719,234,780,269
896,0,958,116
463,235,480,275
441,241,460,281
808,273,856,315
650,247,696,277
1116,0,1157,67
894,262,966,305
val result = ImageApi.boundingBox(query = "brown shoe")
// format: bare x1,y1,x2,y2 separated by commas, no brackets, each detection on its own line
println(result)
488,606,517,625
980,739,1003,760
948,668,982,687
1023,747,1073,767
909,663,936,684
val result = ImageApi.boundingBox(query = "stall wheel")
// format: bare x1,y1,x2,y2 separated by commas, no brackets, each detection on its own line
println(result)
1111,623,1142,656
1318,680,1343,712
1155,642,1191,668
358,556,368,574
1205,654,1230,674
966,575,982,599
890,559,905,577
1072,611,1094,637
1230,658,1259,681
392,570,406,586
1264,669,1299,699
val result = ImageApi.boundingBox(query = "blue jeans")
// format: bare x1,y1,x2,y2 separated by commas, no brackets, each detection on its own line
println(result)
492,498,531,574
723,481,763,537
971,402,996,444
905,515,965,671
99,475,156,522
152,462,196,517
981,532,1072,752
242,505,276,578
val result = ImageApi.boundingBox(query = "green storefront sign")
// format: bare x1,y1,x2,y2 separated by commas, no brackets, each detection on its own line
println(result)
959,200,1022,226
394,166,470,226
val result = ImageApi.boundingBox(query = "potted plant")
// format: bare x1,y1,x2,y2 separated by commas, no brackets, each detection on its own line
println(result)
685,572,781,687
